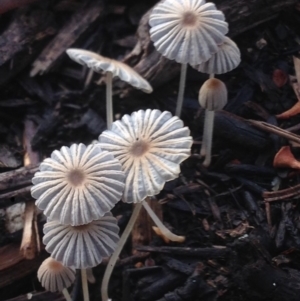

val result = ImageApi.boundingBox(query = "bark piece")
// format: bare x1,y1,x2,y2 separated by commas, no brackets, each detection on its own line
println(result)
0,6,56,85
30,0,105,76
132,199,163,252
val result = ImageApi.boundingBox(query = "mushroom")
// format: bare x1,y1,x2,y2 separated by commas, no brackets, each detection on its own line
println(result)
99,109,192,204
198,78,227,167
43,212,120,301
66,49,153,129
192,36,241,76
192,37,240,158
149,0,228,117
43,212,119,269
38,257,75,301
31,143,125,226
99,109,192,301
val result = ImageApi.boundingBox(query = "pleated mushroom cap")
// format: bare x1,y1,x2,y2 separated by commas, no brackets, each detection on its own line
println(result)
43,212,119,269
31,143,125,226
199,78,227,111
149,0,228,65
193,37,241,74
66,49,153,93
37,257,75,292
99,109,193,203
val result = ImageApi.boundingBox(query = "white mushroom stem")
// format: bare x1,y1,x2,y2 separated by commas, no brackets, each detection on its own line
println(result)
106,71,113,129
81,269,90,301
200,74,215,159
101,202,143,301
200,111,209,157
175,63,188,117
202,110,215,167
142,201,185,242
62,288,72,301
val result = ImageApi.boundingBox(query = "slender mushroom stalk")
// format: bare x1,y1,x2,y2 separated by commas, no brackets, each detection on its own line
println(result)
149,0,228,117
101,202,143,301
66,49,152,129
61,289,72,301
175,63,188,117
106,71,113,129
81,269,90,301
142,201,185,242
199,78,228,167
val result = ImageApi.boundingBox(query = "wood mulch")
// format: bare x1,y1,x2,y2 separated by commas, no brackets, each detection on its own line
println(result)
1,0,300,300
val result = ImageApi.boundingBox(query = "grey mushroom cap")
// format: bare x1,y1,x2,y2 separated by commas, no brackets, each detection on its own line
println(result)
66,48,153,93
149,0,228,65
31,143,125,226
199,78,228,111
193,37,241,74
99,109,193,203
43,212,120,269
37,257,76,292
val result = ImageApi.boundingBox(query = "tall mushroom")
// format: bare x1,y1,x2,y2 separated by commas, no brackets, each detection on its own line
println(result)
149,0,228,117
198,78,227,167
193,37,240,160
66,49,153,129
99,109,192,301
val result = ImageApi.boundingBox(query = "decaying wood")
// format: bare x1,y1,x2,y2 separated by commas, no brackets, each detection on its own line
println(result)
247,119,300,144
3,291,65,301
0,165,38,191
132,199,163,252
135,246,231,258
30,0,105,76
207,111,270,150
263,183,300,202
20,119,40,259
0,6,56,85
0,0,39,14
122,0,297,92
0,244,24,271
0,164,38,209
0,244,47,288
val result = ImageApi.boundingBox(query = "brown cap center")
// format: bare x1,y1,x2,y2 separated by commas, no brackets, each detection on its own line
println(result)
130,140,150,157
67,169,86,187
181,11,198,27
48,259,64,271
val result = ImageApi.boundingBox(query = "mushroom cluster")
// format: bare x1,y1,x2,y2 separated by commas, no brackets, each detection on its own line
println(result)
149,0,241,166
31,1,243,301
32,143,125,301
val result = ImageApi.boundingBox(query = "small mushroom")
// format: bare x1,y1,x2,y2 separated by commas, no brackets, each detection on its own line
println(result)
38,257,75,301
66,49,152,129
31,143,125,226
149,0,228,117
199,78,227,167
43,212,119,269
193,37,241,76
